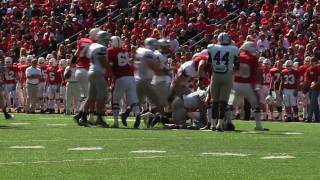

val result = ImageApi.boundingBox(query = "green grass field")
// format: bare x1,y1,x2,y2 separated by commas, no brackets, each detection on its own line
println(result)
0,114,320,180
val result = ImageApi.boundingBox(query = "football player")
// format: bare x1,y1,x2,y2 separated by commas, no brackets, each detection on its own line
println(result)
3,57,19,112
0,59,14,119
260,58,272,120
298,56,311,121
17,57,29,112
108,36,140,128
280,60,300,122
207,32,240,131
269,60,283,120
37,57,48,113
76,31,110,128
46,58,60,114
226,41,269,131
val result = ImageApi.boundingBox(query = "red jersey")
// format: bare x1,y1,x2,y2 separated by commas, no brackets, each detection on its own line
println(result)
38,65,48,83
280,69,299,90
262,67,272,86
57,67,65,85
3,65,18,84
107,47,134,79
234,52,259,84
46,66,60,85
18,64,29,84
298,64,309,82
269,67,281,90
76,38,93,69
305,65,320,87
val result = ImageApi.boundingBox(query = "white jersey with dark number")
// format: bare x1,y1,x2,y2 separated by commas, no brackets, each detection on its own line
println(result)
207,44,240,74
183,90,207,109
134,47,156,81
87,43,107,74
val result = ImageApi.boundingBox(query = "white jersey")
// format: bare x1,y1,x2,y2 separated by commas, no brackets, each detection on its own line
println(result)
183,90,207,109
176,60,197,86
207,44,239,74
152,50,171,84
87,43,107,74
134,47,156,81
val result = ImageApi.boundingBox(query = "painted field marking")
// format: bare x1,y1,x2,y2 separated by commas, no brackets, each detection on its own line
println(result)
39,117,69,120
280,132,304,135
10,123,30,125
201,152,249,157
261,155,296,160
9,146,44,149
68,147,103,151
47,124,67,127
130,150,166,153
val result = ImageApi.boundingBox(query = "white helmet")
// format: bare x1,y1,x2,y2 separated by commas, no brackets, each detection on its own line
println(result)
263,58,271,67
217,32,232,45
157,38,171,53
49,58,57,66
293,61,299,69
46,54,53,60
110,36,122,48
89,28,101,41
265,94,275,105
96,31,110,46
240,41,257,56
19,56,27,64
144,37,158,50
284,60,294,70
304,56,311,64
59,59,68,68
4,57,13,65
38,57,45,64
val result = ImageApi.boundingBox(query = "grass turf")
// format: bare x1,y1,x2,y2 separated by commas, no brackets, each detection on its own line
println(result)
0,114,320,180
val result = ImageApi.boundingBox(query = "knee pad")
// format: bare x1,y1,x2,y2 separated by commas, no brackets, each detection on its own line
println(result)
112,103,120,111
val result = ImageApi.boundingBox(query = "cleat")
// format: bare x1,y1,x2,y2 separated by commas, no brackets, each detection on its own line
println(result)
4,113,14,120
200,123,211,130
224,123,235,131
150,114,160,128
96,118,109,128
120,112,129,127
163,124,180,129
133,115,141,129
215,127,223,132
254,127,270,131
187,125,200,130
78,118,91,127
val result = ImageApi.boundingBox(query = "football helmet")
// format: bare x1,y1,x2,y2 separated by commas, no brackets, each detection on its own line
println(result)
217,32,232,45
284,60,294,70
60,59,68,68
144,37,158,50
157,38,171,54
263,58,271,67
96,31,110,46
110,36,122,48
38,57,45,64
265,94,275,105
49,58,57,66
240,41,257,56
4,57,13,65
19,56,27,64
89,28,101,41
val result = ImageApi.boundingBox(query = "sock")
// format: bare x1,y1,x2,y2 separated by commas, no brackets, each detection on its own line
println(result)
254,111,263,129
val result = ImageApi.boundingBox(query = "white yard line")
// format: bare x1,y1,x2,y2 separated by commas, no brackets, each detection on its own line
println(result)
10,123,30,125
9,146,44,149
46,124,67,127
130,150,166,153
261,155,296,160
201,152,249,157
68,147,103,151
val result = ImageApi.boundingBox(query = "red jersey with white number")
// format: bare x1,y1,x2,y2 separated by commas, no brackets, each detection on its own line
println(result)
269,67,282,90
76,38,93,69
18,64,29,84
281,69,299,89
46,66,60,85
298,64,309,82
234,52,259,84
4,65,18,84
108,47,134,79
38,65,48,82
262,67,272,86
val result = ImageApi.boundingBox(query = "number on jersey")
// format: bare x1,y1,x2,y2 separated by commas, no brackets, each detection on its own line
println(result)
49,72,55,81
117,52,130,66
5,71,15,80
283,74,295,85
212,51,230,73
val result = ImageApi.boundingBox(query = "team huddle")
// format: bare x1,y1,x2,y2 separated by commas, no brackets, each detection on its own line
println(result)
0,28,319,131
